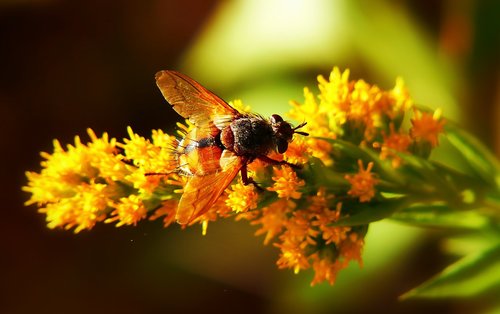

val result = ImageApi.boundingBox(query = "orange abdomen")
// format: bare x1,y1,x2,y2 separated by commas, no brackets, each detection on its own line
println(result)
177,136,223,176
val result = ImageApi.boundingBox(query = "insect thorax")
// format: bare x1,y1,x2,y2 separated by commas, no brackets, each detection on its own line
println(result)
227,116,274,156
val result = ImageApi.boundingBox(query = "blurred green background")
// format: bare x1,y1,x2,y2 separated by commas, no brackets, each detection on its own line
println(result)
1,0,499,313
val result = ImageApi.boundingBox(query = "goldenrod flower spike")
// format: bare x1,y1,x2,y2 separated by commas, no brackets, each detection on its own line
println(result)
24,67,500,292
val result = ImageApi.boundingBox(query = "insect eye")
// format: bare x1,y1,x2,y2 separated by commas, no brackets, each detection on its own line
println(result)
270,114,283,124
276,139,288,154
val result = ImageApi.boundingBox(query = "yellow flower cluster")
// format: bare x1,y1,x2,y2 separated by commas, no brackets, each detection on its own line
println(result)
234,67,445,285
24,67,446,286
23,128,181,232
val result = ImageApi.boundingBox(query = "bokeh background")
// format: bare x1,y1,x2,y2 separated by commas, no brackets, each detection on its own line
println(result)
2,1,499,313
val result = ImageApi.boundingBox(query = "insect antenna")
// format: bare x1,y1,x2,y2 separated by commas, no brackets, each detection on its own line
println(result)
293,122,309,136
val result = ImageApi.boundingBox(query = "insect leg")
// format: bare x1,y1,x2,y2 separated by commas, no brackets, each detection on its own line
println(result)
240,162,264,191
145,172,172,176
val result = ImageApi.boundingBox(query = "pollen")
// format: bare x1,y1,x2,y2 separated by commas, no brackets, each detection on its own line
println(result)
275,237,311,274
313,203,350,245
106,194,147,227
283,136,309,164
345,160,379,202
252,199,290,245
149,199,178,228
339,232,365,266
389,77,413,114
41,182,110,233
267,166,305,199
226,179,258,213
310,254,345,286
373,124,412,168
410,109,446,147
120,127,152,168
229,99,252,113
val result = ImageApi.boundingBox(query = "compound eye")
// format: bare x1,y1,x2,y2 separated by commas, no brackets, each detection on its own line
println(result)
270,114,283,124
276,139,288,154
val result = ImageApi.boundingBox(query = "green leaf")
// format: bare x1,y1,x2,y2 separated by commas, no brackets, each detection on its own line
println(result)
401,242,500,299
397,152,455,191
307,156,349,189
323,137,374,164
390,204,491,230
331,197,409,227
445,123,500,188
256,192,278,210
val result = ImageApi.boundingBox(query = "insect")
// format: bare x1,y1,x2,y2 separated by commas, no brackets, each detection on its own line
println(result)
155,70,308,225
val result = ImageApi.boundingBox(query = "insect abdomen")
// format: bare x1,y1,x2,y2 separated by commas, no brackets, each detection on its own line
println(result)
177,136,223,176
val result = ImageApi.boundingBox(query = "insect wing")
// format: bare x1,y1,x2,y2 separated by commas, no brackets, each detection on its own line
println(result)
176,154,243,224
155,70,239,127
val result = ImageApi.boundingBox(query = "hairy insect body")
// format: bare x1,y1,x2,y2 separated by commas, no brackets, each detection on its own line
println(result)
178,115,274,176
155,70,308,224
224,115,274,157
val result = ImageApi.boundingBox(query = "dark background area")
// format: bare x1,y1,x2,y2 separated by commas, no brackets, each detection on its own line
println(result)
1,1,498,313
2,1,226,313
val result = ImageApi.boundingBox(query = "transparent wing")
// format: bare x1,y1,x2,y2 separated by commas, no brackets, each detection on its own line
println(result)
176,153,243,224
156,70,239,127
